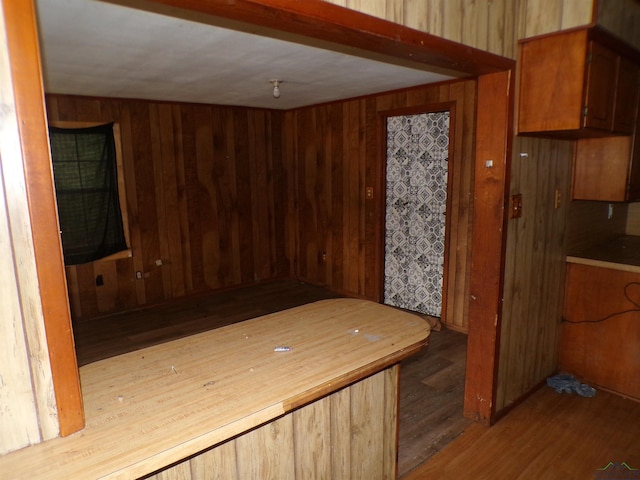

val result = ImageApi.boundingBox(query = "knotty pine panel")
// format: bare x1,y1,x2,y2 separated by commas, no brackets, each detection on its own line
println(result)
45,95,290,320
145,367,398,480
497,136,573,412
289,79,476,331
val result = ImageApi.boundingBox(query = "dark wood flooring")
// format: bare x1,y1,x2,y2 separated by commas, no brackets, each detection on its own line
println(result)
398,326,471,476
72,279,469,478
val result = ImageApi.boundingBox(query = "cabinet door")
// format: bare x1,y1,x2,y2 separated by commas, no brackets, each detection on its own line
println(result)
572,136,631,201
583,41,618,130
613,56,639,134
518,29,588,134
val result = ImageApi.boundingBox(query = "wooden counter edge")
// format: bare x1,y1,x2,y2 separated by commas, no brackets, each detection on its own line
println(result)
283,337,429,412
566,255,640,274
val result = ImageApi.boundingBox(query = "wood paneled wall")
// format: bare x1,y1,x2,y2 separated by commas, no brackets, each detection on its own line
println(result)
46,95,292,320
0,9,58,452
145,367,398,480
497,137,573,411
567,201,628,254
287,80,476,331
323,0,593,59
597,0,640,50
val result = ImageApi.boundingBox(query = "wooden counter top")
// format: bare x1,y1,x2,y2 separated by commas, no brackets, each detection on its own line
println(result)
0,299,429,480
567,235,640,273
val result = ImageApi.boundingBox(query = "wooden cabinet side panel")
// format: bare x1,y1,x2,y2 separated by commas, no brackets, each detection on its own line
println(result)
147,369,398,480
572,136,631,201
518,30,588,133
560,263,640,400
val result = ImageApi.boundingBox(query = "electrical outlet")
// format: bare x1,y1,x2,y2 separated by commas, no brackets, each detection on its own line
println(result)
365,186,374,199
554,189,561,209
510,194,523,219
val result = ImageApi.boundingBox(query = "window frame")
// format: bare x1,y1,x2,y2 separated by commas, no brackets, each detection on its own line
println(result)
48,120,132,263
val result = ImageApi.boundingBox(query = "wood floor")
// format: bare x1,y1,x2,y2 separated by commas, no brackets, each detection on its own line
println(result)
404,382,640,479
73,279,340,366
72,278,470,478
398,326,470,476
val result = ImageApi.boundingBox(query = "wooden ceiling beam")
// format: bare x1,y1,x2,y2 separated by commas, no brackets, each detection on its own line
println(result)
107,0,514,77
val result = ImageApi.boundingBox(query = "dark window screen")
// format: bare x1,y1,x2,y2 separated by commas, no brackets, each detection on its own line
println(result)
49,123,127,265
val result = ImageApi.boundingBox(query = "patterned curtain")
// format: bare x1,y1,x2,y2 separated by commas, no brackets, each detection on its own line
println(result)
384,111,450,316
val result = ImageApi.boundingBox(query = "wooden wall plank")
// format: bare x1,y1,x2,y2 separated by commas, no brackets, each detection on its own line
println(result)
2,0,83,442
236,416,296,480
597,0,640,50
189,441,238,480
292,397,331,478
46,95,289,320
330,387,352,478
497,137,573,412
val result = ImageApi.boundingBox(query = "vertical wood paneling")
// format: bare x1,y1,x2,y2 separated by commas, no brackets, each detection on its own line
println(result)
46,95,290,320
497,137,573,412
293,398,331,479
597,0,640,50
145,368,398,480
236,416,296,480
1,0,85,449
519,0,593,39
293,80,476,330
188,441,238,480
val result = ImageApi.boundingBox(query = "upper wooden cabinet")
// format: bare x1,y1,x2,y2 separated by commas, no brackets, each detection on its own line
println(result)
518,28,640,138
572,100,640,202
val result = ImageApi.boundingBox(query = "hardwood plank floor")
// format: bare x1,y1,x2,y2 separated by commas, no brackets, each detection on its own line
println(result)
73,279,339,366
403,385,640,479
398,327,471,477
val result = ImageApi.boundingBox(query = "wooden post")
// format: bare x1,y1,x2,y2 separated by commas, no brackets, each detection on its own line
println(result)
2,0,84,436
464,70,514,424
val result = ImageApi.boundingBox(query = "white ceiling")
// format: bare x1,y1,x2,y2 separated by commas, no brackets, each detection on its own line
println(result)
34,0,460,110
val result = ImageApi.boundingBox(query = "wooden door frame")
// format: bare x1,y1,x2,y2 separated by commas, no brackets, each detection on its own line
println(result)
378,103,456,324
6,0,514,436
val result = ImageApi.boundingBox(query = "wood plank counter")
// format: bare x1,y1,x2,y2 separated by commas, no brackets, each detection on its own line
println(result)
0,298,430,480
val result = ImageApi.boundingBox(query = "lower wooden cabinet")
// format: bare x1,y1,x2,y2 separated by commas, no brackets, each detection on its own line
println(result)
560,262,640,400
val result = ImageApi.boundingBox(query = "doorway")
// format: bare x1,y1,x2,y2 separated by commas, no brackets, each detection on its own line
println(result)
383,110,452,318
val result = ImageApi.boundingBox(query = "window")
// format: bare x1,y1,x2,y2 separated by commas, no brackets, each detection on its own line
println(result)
48,122,130,265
